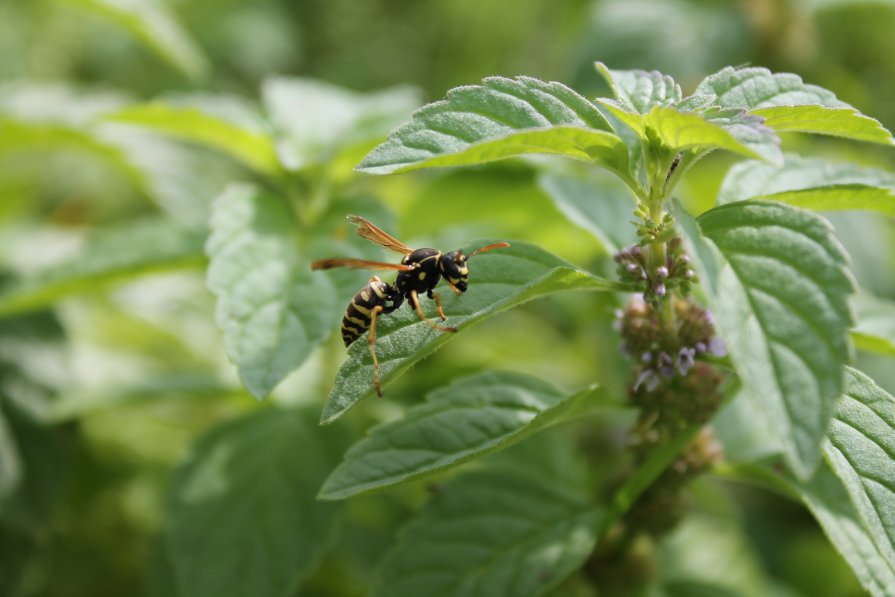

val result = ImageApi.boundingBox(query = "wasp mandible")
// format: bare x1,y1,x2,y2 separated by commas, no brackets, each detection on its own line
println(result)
311,215,510,396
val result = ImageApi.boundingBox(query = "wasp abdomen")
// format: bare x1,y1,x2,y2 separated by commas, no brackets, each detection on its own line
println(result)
341,280,403,346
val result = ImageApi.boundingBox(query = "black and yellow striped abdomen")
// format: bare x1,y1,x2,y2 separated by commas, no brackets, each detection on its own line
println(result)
341,279,404,346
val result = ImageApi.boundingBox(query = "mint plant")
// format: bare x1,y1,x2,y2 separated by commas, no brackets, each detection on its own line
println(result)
3,60,895,597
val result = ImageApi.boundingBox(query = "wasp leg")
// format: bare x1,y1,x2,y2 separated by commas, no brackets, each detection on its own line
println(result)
432,291,447,321
368,304,385,397
410,290,457,333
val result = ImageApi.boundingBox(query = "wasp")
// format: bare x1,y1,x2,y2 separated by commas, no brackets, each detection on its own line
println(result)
311,215,510,396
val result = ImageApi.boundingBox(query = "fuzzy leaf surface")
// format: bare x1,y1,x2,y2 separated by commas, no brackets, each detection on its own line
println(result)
319,242,620,423
320,372,608,500
718,155,895,214
644,106,781,163
167,408,344,597
372,465,601,596
677,200,854,478
824,367,895,571
752,105,894,146
682,66,893,146
356,76,630,177
595,62,682,114
791,463,895,597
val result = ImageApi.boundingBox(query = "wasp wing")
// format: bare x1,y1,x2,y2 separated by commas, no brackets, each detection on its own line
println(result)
347,215,413,255
311,258,413,271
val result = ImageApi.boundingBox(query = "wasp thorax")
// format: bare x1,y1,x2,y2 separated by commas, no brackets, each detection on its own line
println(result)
439,251,469,292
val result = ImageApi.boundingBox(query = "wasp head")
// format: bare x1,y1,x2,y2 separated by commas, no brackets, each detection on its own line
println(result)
439,251,469,292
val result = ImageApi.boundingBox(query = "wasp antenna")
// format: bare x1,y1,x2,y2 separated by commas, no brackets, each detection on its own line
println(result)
468,242,511,258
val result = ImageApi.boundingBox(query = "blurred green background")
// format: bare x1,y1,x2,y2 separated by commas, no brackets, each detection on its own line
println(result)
2,0,894,595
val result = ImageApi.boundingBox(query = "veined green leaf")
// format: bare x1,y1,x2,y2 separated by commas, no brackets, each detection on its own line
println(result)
537,171,638,253
206,185,337,399
372,441,601,597
676,200,854,479
0,220,205,318
356,76,631,179
752,105,894,146
852,293,895,357
596,62,682,114
57,0,208,80
319,242,622,424
319,372,611,500
106,96,280,175
644,106,781,164
167,408,345,597
789,462,895,597
718,155,895,214
683,66,850,111
824,367,895,571
262,78,421,171
681,66,893,146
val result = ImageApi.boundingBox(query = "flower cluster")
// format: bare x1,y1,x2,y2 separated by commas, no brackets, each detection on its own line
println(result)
615,297,725,394
613,237,696,308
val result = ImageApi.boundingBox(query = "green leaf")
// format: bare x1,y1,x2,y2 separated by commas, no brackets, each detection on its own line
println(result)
319,242,621,423
752,105,894,146
537,170,638,253
106,96,281,175
852,293,895,356
319,371,610,500
644,106,781,164
0,409,21,505
356,76,630,179
824,367,895,572
0,220,205,318
681,66,894,146
790,462,895,597
717,155,895,215
205,184,338,399
595,62,682,114
262,78,421,171
57,0,209,80
684,66,851,111
167,408,344,597
676,200,855,479
371,456,601,596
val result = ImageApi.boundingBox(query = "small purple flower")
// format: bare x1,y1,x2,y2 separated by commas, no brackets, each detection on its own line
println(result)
654,283,667,297
626,263,639,273
679,255,690,264
694,341,707,353
676,347,696,375
684,269,694,279
642,351,653,363
656,266,669,278
708,336,726,357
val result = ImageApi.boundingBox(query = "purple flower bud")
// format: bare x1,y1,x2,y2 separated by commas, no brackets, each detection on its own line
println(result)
659,352,673,366
655,283,667,297
631,245,643,257
694,341,707,353
626,263,639,273
708,336,726,357
679,255,690,264
660,365,675,378
656,266,669,278
642,351,653,363
684,269,694,279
